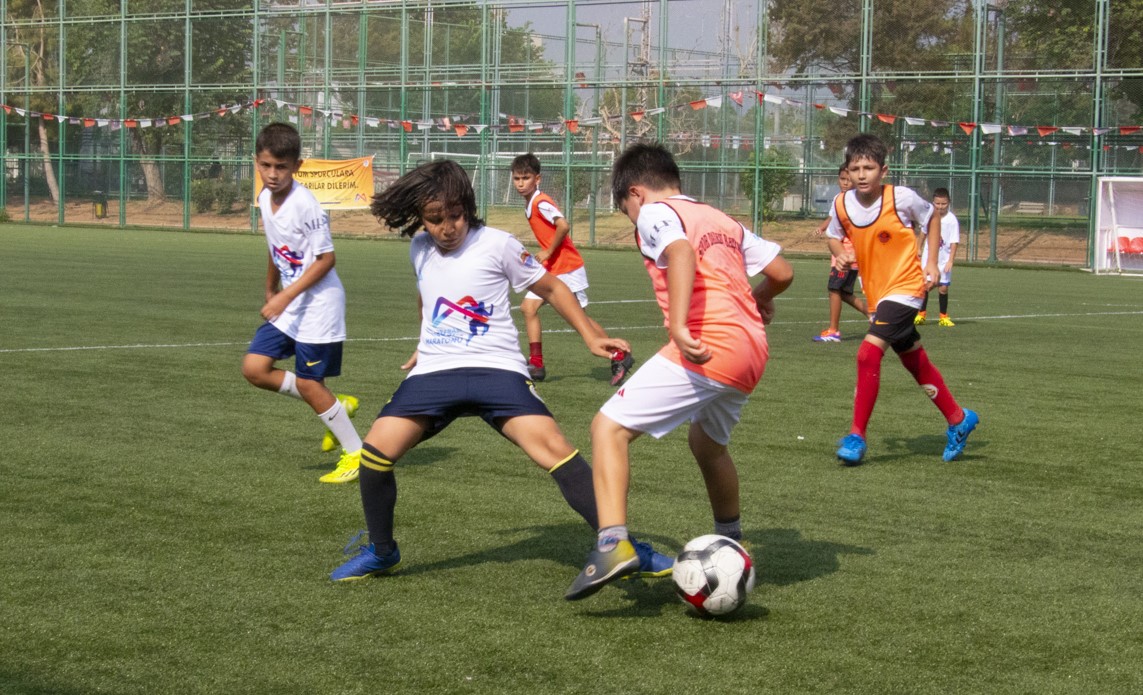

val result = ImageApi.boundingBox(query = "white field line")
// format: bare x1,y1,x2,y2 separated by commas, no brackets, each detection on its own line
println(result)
3,308,1141,354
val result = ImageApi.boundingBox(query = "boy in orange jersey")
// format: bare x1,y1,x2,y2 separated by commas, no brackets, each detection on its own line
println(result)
566,143,794,600
510,153,634,386
824,133,978,466
813,164,869,342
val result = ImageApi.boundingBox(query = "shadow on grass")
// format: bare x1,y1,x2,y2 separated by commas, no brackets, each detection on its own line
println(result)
747,527,874,587
0,672,90,695
873,432,987,465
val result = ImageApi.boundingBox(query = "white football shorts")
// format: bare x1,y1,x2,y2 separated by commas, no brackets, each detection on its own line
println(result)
599,354,750,446
524,266,589,306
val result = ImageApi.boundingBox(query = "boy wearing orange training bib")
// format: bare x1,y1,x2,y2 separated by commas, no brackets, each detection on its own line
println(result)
825,134,979,466
566,143,794,600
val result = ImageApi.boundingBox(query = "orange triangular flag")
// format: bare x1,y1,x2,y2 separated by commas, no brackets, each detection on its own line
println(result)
84,118,96,127
565,120,579,134
1036,126,1059,137
124,119,138,128
959,122,976,135
689,99,707,110
1119,125,1141,135
401,121,412,132
508,123,524,133
877,114,896,124
630,111,645,122
454,124,468,137
299,106,313,116
168,116,181,125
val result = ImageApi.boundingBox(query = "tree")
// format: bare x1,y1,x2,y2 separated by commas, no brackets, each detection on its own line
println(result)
739,148,798,220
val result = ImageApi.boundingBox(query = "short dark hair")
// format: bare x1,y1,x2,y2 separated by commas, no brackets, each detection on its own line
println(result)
844,133,888,168
510,153,541,175
611,142,681,207
838,164,848,175
255,122,302,161
370,159,484,237
933,187,951,200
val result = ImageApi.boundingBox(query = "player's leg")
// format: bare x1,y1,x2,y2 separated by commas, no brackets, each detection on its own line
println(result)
837,328,891,464
295,342,363,482
895,340,978,460
242,323,299,394
938,281,954,326
916,290,929,325
688,422,742,542
520,294,547,381
815,268,845,341
499,413,600,530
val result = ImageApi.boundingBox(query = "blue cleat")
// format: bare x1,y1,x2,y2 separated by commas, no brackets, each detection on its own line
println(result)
836,433,867,465
632,539,674,578
330,537,401,582
943,409,979,462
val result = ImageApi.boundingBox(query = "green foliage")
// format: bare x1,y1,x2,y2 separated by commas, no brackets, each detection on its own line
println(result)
740,148,799,220
0,208,9,223
214,181,244,214
190,179,217,213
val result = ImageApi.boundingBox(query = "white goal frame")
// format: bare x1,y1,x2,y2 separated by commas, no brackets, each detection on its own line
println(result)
1094,176,1143,275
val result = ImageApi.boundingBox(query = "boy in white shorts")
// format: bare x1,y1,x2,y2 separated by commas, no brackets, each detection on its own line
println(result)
510,153,634,386
566,143,794,601
915,187,960,327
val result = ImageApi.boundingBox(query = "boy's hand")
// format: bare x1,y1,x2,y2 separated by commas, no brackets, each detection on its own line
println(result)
671,327,711,364
835,250,856,269
756,297,776,325
400,350,419,370
535,249,551,264
924,262,940,291
260,293,291,321
585,337,631,360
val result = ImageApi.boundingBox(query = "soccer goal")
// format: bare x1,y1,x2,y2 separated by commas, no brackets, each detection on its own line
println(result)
1094,177,1143,275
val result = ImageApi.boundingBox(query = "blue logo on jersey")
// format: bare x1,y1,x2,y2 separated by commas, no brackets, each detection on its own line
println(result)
272,244,304,278
431,295,493,344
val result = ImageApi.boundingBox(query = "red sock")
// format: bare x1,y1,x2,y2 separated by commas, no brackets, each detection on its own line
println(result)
852,341,884,436
899,347,963,424
529,342,543,367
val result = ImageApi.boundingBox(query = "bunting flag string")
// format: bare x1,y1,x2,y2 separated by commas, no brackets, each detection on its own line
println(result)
2,89,1143,154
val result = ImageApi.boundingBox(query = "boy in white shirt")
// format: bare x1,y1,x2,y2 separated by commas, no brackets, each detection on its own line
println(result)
330,159,673,584
241,123,363,484
915,188,961,327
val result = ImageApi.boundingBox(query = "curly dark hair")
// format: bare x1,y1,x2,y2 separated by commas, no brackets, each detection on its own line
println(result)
370,159,484,237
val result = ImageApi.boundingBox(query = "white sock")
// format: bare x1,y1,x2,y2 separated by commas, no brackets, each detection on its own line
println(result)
278,371,302,399
318,399,362,452
715,518,742,541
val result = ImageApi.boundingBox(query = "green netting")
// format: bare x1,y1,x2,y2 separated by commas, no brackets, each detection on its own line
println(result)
2,0,1141,267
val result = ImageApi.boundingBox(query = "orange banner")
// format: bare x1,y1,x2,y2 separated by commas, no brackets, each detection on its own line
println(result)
254,156,375,210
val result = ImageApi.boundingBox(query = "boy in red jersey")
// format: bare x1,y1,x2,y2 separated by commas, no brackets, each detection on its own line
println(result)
510,153,634,386
566,143,794,600
824,134,978,466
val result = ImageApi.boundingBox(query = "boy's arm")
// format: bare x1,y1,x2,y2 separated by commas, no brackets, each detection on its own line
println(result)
944,242,957,274
264,254,280,303
660,239,710,364
826,236,853,266
260,251,336,321
752,255,795,325
536,216,570,265
527,273,630,359
400,293,423,370
924,214,941,291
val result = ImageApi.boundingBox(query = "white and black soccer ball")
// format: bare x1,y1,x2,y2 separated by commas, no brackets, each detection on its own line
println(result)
672,534,755,617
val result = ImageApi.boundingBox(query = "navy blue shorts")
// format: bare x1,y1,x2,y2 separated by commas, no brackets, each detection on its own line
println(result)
868,301,921,354
247,322,343,380
378,367,552,438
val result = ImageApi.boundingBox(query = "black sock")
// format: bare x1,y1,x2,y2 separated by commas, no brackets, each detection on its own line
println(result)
359,443,397,554
549,452,599,531
939,291,949,315
921,292,929,312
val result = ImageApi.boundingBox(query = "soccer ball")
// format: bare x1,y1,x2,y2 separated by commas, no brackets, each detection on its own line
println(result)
672,534,755,617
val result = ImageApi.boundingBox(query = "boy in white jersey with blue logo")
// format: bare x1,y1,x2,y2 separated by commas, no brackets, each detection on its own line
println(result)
330,159,673,584
915,187,960,327
241,123,363,484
